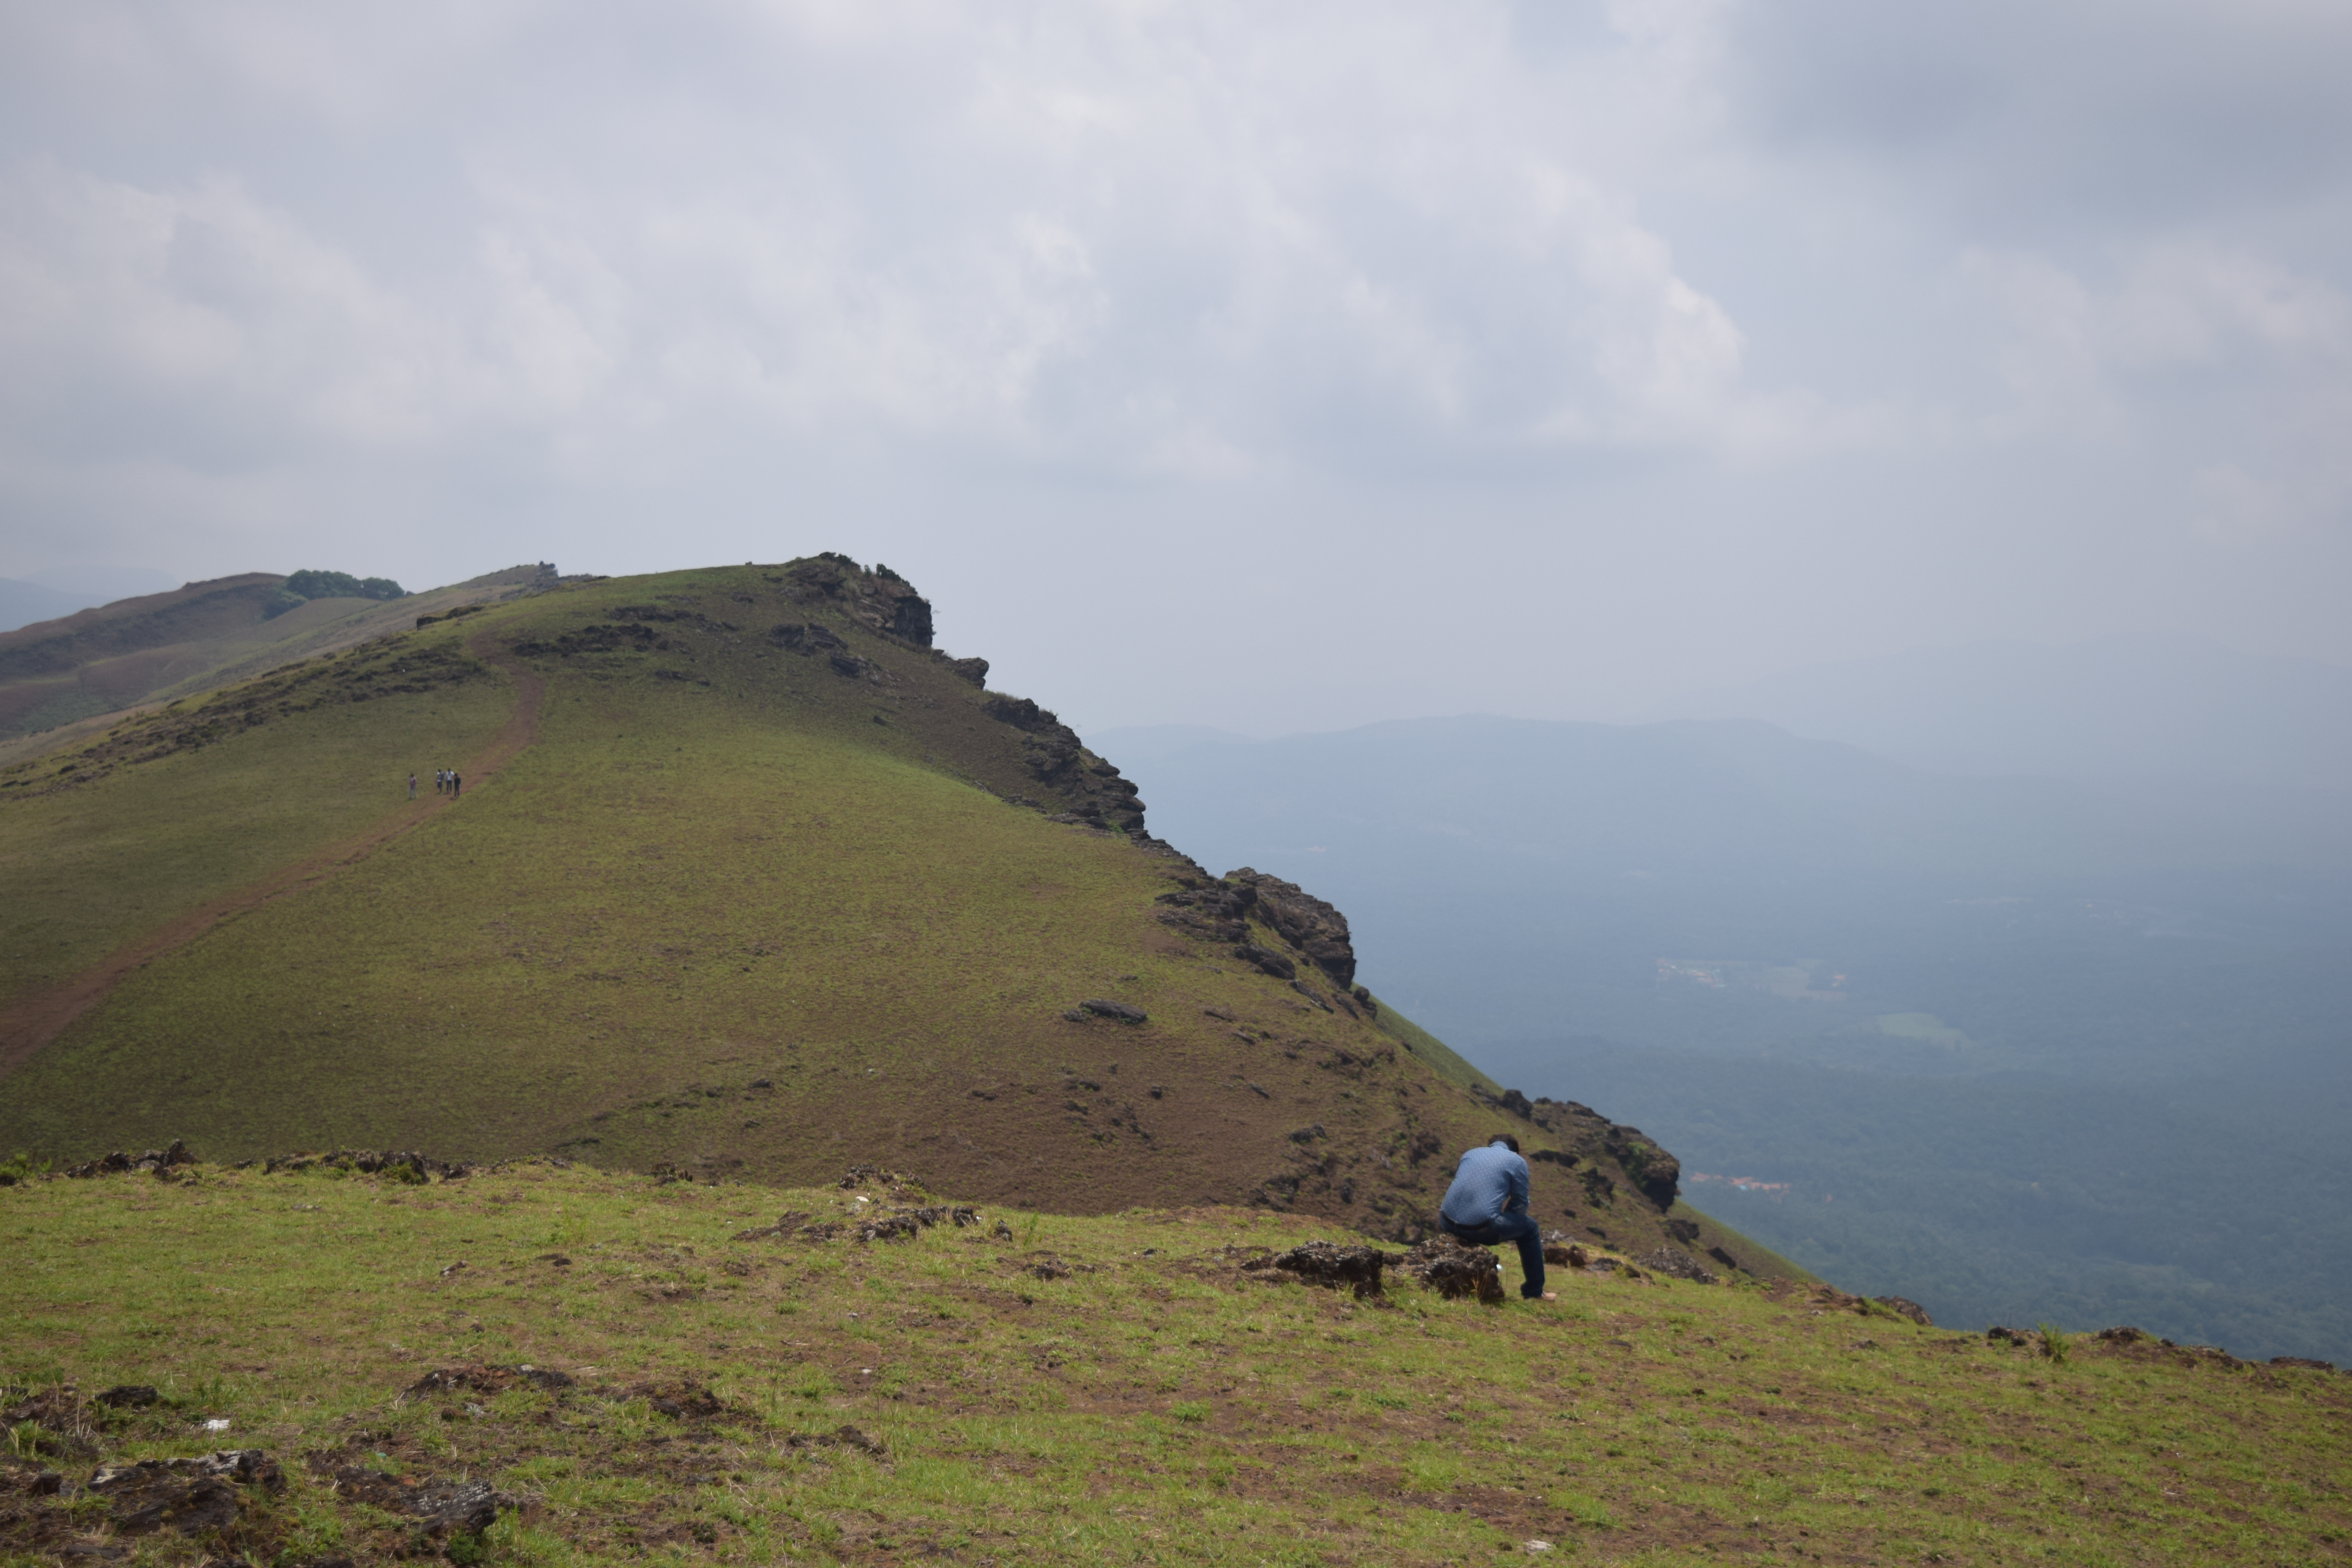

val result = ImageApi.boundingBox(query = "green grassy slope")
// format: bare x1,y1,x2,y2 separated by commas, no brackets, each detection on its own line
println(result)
1372,1001,1501,1095
0,557,1766,1272
0,645,510,1011
3,1159,2345,1567
0,564,559,760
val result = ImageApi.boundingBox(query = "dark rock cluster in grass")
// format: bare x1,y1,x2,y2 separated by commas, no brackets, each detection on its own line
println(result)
1245,1240,1400,1300
1073,998,1148,1023
1874,1295,1934,1326
786,1425,889,1461
0,1442,291,1557
1400,1236,1507,1304
63,1139,195,1180
1636,1248,1721,1285
324,1464,508,1543
400,1364,574,1402
622,1381,732,1421
767,619,844,654
853,1203,982,1242
514,617,672,658
1,1388,102,1459
89,1450,284,1536
252,1149,473,1183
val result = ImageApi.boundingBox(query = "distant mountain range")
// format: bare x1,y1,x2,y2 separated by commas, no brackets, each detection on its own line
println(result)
1650,631,2352,795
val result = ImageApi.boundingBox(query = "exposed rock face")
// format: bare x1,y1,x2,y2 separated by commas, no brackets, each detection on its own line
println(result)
1233,943,1296,980
782,554,934,647
975,694,1147,831
1154,880,1258,942
1490,1095,1682,1211
1225,870,1357,987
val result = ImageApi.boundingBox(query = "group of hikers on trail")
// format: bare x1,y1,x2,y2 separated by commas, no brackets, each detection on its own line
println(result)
407,768,463,799
1439,1132,1557,1301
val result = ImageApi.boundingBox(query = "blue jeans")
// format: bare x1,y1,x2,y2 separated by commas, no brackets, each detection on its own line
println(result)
1441,1211,1546,1297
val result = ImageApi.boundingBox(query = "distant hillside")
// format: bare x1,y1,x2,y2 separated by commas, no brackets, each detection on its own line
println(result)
0,579,93,635
0,564,559,752
0,557,1783,1282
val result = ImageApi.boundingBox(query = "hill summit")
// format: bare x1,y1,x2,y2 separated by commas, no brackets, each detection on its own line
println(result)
0,555,1783,1280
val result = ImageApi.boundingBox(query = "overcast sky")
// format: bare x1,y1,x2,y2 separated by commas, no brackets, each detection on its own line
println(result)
3,0,2348,730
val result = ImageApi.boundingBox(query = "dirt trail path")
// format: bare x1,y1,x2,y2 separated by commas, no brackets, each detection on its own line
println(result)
0,633,545,1084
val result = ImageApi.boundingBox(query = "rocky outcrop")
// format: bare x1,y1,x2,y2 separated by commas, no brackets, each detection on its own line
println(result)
1244,1240,1397,1299
780,554,934,647
1154,879,1258,942
1401,1237,1506,1303
1488,1095,1682,1211
1225,870,1357,987
973,694,1147,831
64,1140,195,1179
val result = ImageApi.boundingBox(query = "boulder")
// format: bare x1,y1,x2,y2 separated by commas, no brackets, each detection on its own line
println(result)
1246,1240,1399,1300
1636,1249,1720,1285
1233,944,1296,980
1078,998,1148,1023
1401,1237,1506,1303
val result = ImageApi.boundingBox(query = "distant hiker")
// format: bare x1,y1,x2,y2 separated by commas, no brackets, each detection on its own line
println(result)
408,773,417,798
435,768,446,794
451,771,462,799
1439,1134,1554,1301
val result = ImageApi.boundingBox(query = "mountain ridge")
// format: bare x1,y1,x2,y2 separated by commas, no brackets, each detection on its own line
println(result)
0,554,1788,1287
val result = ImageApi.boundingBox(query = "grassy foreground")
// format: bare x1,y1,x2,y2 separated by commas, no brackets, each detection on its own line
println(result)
6,1160,2347,1566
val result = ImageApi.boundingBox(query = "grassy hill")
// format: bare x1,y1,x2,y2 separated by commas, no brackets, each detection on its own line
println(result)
0,565,561,755
3,1156,2345,1566
0,555,1771,1277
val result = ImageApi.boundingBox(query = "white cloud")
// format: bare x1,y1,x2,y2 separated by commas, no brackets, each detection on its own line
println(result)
0,0,2349,697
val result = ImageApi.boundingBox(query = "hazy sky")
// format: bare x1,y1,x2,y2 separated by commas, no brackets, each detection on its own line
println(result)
3,0,2348,730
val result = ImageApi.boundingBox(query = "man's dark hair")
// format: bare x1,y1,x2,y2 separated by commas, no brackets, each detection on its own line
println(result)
1490,1133,1520,1152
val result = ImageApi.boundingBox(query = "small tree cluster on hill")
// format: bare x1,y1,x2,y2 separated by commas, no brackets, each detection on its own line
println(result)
265,569,407,618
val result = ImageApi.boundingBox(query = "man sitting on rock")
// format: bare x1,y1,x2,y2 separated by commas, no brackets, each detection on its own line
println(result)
1439,1134,1555,1301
